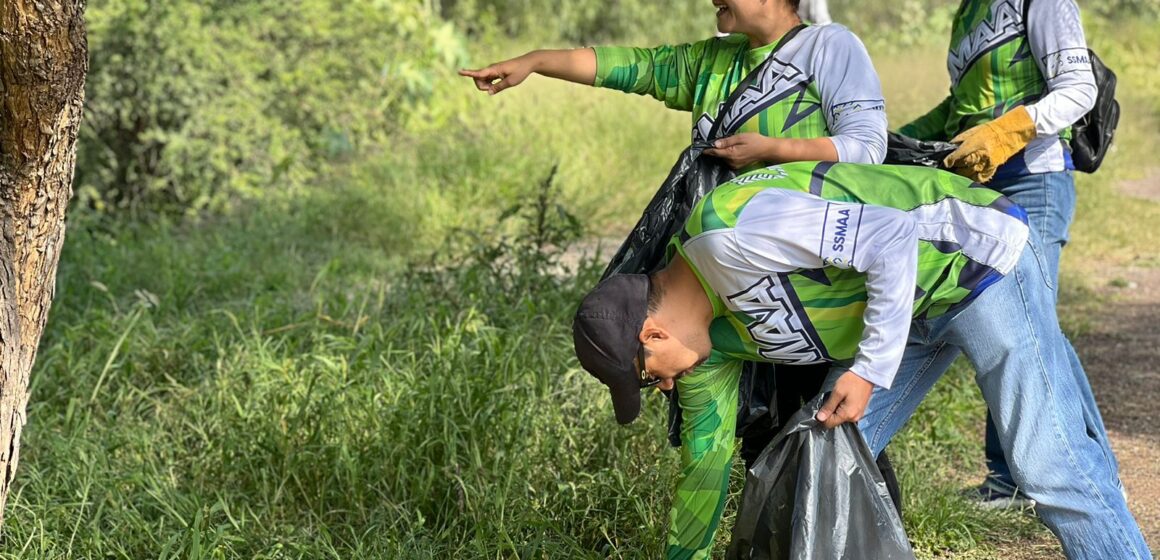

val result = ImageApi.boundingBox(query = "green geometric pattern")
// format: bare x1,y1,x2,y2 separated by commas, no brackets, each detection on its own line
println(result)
678,161,1008,364
901,0,1069,141
665,352,740,560
594,34,827,170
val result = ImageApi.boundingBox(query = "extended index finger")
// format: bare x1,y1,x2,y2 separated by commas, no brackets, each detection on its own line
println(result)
459,69,500,92
458,68,492,78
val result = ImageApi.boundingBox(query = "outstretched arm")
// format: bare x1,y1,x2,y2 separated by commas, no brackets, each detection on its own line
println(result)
459,48,597,95
462,42,706,110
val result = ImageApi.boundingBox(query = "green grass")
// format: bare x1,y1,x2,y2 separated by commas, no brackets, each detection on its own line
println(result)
9,208,685,558
5,13,1159,560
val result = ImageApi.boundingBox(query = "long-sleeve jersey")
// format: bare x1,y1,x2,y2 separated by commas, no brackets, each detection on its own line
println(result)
664,161,1029,559
593,24,888,166
900,0,1096,178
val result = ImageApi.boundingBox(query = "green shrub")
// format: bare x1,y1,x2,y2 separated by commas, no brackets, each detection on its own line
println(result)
437,0,707,44
78,0,465,215
1087,0,1160,18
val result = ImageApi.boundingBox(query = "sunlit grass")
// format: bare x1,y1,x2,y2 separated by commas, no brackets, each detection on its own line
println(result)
5,14,1157,560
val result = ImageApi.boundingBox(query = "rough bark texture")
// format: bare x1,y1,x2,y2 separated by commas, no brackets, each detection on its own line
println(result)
0,0,87,528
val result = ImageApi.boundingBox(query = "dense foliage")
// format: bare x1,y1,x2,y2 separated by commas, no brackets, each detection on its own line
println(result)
78,0,464,214
75,0,1159,215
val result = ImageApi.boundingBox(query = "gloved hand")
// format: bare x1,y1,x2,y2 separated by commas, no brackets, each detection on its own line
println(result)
943,106,1037,183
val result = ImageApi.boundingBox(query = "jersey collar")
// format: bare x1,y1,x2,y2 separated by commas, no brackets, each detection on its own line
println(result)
667,237,727,318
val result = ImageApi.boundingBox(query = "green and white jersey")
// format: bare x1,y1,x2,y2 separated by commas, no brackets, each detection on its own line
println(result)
675,161,1028,387
663,162,1028,559
900,0,1096,178
593,24,887,166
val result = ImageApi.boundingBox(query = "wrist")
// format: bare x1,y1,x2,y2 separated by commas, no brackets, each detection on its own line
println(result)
760,136,784,163
997,106,1037,141
523,50,545,73
846,364,882,388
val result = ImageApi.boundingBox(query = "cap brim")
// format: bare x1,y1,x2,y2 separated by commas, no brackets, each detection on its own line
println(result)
608,374,642,425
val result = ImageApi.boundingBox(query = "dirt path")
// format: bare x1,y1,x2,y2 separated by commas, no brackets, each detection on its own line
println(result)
1072,265,1160,550
1071,170,1160,552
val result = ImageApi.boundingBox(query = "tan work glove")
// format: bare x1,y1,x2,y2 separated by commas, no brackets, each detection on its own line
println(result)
943,106,1037,183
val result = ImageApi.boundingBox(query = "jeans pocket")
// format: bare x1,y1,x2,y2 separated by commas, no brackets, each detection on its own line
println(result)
1045,171,1077,250
1022,238,1056,292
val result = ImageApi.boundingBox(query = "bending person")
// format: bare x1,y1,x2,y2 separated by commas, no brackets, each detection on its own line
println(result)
572,162,1150,560
898,0,1108,507
462,0,889,473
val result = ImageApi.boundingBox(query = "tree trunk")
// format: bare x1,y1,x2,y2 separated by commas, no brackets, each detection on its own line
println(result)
0,0,87,528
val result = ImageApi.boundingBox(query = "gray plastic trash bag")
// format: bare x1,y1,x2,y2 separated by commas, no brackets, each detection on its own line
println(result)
727,394,915,560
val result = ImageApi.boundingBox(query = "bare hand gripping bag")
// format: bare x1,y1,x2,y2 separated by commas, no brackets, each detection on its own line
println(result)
727,394,915,560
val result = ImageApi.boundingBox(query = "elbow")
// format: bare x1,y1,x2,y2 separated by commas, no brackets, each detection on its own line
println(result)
865,130,887,164
895,213,918,248
1074,80,1098,115
832,129,887,164
876,211,918,260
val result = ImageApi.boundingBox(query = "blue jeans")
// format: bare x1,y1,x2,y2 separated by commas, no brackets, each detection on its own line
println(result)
852,241,1150,559
981,171,1119,490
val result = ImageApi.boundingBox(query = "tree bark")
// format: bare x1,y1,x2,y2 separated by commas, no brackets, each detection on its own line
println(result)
0,0,87,528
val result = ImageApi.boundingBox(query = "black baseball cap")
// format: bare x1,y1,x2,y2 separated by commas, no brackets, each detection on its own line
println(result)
572,274,651,424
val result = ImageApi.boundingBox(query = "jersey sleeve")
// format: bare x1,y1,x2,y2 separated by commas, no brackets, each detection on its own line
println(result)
812,27,888,163
1025,0,1097,135
730,188,918,388
665,351,741,560
898,94,952,141
592,40,708,112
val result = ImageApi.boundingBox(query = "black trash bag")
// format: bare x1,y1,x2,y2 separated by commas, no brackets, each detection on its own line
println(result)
727,394,915,560
734,362,783,445
601,142,734,278
883,131,956,169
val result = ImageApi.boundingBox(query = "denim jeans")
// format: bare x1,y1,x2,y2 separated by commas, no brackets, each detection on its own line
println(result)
850,241,1150,559
980,171,1119,490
